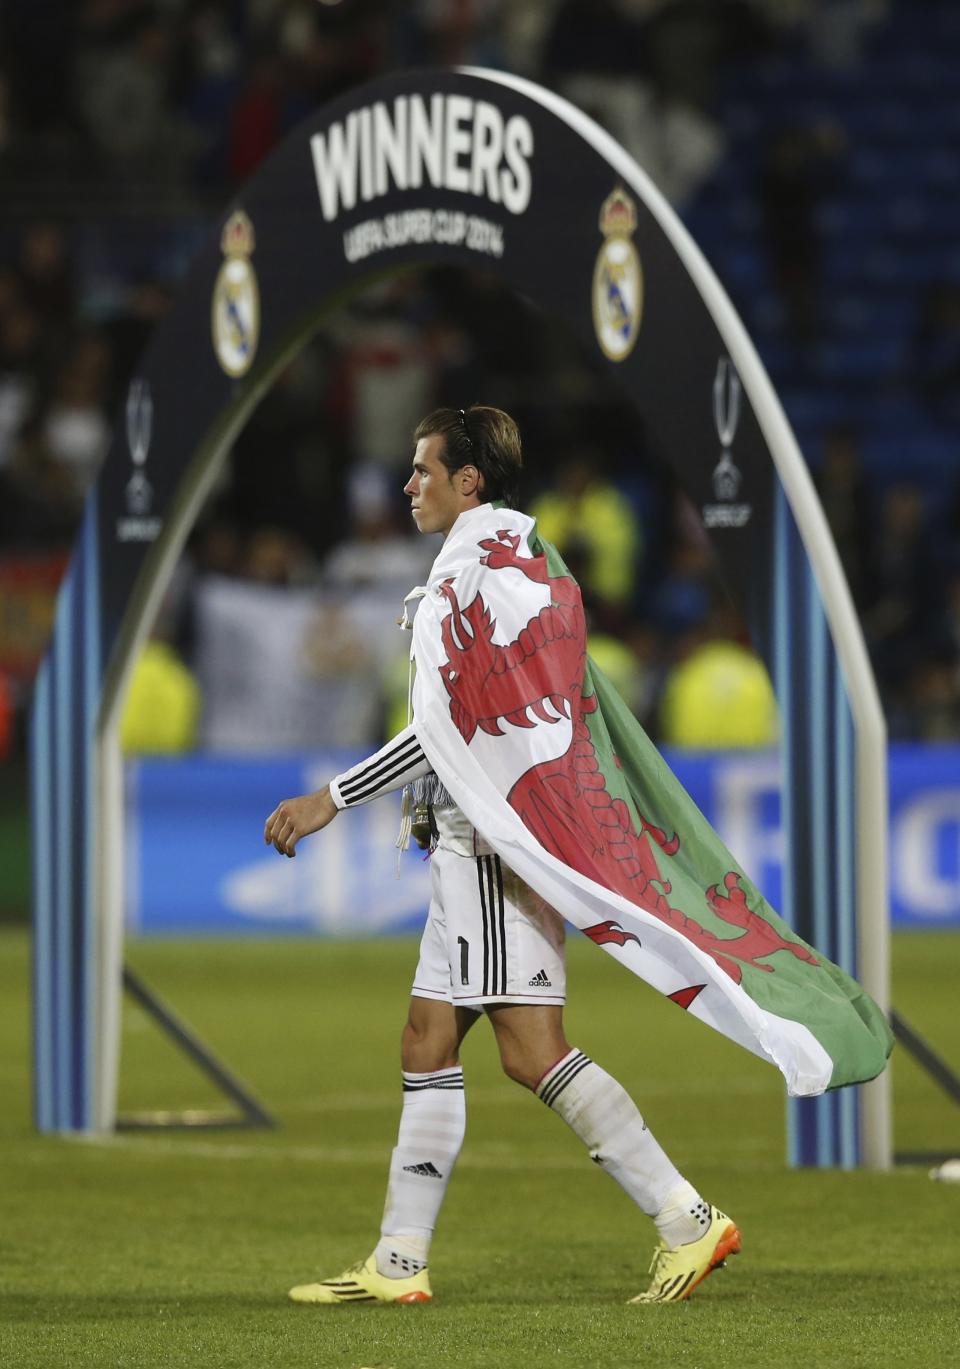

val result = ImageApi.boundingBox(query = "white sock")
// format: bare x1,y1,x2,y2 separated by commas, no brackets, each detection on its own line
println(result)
374,1066,465,1278
652,1182,713,1248
536,1048,706,1245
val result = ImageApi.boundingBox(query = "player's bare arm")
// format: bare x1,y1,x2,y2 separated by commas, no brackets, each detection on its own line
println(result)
264,785,338,857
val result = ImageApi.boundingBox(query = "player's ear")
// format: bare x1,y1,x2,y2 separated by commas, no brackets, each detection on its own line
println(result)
459,464,482,497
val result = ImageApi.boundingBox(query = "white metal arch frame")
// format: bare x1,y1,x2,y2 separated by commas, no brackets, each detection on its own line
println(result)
31,67,889,1165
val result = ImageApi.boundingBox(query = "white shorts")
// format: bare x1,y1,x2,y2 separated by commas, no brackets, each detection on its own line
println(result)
412,845,567,1009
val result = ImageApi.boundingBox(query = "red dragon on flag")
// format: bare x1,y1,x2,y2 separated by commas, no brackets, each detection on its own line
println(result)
438,529,820,987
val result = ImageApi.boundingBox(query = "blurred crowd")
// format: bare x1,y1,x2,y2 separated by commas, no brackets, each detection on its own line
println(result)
1,0,958,758
0,0,820,205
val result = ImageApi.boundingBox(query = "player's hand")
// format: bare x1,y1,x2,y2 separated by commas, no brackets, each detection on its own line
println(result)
264,786,338,857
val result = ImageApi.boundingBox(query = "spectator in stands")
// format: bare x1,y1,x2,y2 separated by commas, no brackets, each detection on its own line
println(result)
1,417,84,548
226,47,288,184
244,525,319,588
543,0,643,80
328,281,435,480
170,510,246,667
587,622,654,727
892,564,960,741
103,277,175,393
396,0,508,68
658,599,778,750
275,0,387,108
814,424,874,607
228,347,343,556
170,0,243,186
622,619,667,734
322,462,433,594
530,455,640,607
0,0,76,141
939,568,960,668
74,2,187,183
892,645,960,742
543,0,725,205
191,511,245,582
0,0,955,760
120,635,200,754
41,331,113,501
0,279,44,477
863,481,940,693
802,0,884,70
638,0,772,113
914,282,960,428
13,221,75,331
647,493,715,648
758,120,846,349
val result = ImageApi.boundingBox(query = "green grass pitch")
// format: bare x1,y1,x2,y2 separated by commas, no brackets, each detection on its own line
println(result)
1,929,958,1368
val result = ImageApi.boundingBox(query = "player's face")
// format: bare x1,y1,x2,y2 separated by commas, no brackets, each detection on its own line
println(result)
404,435,477,536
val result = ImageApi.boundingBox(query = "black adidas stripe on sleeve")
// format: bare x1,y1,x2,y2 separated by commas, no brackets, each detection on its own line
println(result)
332,725,432,808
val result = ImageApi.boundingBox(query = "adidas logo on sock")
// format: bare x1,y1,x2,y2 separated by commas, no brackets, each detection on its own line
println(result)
528,969,552,987
402,1161,443,1178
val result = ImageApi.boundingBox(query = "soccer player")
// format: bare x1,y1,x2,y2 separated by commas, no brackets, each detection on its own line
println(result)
264,405,740,1306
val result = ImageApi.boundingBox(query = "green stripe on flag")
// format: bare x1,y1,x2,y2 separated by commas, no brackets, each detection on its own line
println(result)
532,525,892,1090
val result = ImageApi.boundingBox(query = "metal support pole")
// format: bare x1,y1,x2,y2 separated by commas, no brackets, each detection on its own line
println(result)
117,965,274,1131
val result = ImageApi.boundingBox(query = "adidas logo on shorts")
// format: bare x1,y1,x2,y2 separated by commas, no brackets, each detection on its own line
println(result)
528,969,552,987
402,1161,443,1178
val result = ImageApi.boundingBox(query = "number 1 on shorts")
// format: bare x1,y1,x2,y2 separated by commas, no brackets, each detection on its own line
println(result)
456,936,469,986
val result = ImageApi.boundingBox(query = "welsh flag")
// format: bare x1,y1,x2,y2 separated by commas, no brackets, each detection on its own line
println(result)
411,503,893,1097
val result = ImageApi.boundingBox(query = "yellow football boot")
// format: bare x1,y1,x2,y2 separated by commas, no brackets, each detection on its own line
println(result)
288,1255,432,1306
629,1205,741,1303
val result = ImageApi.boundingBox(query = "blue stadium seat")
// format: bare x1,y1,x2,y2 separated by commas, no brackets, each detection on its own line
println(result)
689,0,960,518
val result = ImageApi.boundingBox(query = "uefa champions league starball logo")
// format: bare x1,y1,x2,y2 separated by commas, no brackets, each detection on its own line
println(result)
702,357,752,530
711,357,743,502
116,376,162,542
124,377,153,516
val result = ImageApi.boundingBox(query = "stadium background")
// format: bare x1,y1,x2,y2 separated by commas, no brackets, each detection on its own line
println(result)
2,0,960,926
2,4,959,1366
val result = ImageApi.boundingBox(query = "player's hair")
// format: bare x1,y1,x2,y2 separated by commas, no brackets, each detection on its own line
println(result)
413,405,522,508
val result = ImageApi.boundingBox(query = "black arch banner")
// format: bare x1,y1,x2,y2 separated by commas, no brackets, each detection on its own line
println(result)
97,67,779,654
32,67,887,1164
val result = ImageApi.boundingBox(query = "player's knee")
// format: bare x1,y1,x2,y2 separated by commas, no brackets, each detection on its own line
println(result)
401,1017,459,1073
497,1046,540,1091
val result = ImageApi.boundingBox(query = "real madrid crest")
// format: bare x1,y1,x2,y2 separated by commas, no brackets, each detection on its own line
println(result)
592,187,643,362
211,210,260,378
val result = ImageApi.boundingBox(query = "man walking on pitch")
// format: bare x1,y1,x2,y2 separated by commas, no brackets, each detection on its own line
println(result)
265,405,742,1306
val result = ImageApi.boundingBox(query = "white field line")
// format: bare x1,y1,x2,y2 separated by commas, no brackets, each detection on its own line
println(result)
101,1078,772,1117
292,1076,774,1112
56,1125,775,1168
295,1086,522,1112
19,1079,775,1168
76,1137,586,1168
